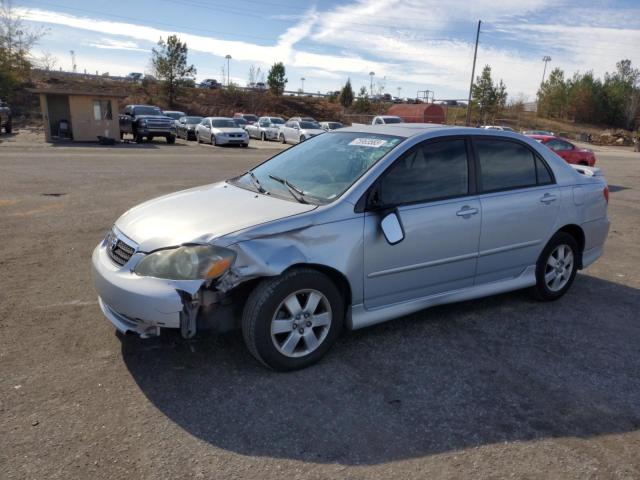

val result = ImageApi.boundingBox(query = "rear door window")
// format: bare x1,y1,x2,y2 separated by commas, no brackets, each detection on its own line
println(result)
476,139,537,192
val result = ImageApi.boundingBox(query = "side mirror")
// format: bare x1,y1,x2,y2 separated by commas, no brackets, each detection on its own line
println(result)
380,210,404,245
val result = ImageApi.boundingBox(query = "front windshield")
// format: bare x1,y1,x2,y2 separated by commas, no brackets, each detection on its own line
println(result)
300,121,320,129
212,119,238,128
164,112,184,120
244,115,258,122
270,118,284,124
185,116,202,124
134,106,162,116
383,117,402,124
233,132,403,203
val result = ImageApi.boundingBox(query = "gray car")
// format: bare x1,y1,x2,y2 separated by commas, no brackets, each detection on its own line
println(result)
92,124,610,370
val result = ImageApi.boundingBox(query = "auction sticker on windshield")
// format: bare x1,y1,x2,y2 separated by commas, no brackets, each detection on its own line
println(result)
348,138,389,148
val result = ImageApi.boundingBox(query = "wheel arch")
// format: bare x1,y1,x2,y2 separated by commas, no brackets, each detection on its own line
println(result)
555,224,585,268
284,263,353,310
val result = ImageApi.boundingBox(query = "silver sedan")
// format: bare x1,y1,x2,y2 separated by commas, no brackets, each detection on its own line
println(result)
245,116,285,141
92,124,609,370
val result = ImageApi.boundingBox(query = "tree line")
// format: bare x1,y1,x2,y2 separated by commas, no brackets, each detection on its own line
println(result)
537,60,639,129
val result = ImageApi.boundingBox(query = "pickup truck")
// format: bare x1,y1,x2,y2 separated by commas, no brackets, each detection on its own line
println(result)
119,105,176,143
0,99,11,134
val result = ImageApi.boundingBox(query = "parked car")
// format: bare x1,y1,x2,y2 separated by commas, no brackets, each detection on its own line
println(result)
233,113,258,125
245,116,285,141
176,116,203,140
0,99,11,134
279,119,324,144
526,135,596,166
162,110,187,132
126,72,143,82
320,121,344,131
199,78,221,89
483,125,515,132
195,117,249,147
92,125,610,370
233,118,248,129
119,105,175,143
372,115,403,125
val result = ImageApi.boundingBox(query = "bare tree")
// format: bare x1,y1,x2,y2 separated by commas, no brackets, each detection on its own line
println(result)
0,0,46,55
248,64,262,86
36,50,57,71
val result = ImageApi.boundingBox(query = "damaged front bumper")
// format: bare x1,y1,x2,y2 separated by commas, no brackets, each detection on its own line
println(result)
91,241,213,338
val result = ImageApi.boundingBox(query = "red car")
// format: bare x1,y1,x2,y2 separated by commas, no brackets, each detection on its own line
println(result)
527,135,596,166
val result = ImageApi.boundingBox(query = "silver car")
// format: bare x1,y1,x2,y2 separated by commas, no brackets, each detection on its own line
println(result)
195,117,249,147
279,120,324,144
245,116,285,141
92,124,610,370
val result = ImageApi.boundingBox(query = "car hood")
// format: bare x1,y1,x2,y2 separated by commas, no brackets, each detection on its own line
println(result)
115,182,316,252
214,127,247,134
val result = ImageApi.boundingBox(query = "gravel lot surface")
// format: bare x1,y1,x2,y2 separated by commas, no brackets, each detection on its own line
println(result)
1,135,639,479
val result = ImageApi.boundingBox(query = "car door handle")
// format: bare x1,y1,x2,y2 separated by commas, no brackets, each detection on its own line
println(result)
456,206,479,217
540,193,557,204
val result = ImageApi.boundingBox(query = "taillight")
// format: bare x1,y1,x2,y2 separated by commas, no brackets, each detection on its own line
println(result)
603,186,609,203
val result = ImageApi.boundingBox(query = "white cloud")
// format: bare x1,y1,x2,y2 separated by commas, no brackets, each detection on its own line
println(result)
85,38,148,52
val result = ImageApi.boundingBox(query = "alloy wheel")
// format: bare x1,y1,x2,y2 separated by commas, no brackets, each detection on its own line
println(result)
544,244,574,292
270,289,332,358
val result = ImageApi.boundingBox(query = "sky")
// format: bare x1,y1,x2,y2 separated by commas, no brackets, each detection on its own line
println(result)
15,0,640,101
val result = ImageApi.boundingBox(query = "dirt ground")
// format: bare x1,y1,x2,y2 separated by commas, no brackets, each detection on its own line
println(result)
1,134,639,479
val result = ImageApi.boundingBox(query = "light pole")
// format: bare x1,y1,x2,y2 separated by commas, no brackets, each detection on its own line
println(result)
300,77,305,93
369,71,375,97
541,56,552,85
397,86,402,98
225,54,232,86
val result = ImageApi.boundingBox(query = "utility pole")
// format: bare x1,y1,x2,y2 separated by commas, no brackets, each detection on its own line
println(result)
225,54,232,86
369,71,375,97
541,56,552,85
465,20,481,126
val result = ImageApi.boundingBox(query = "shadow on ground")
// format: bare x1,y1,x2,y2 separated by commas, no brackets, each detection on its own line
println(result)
121,274,640,465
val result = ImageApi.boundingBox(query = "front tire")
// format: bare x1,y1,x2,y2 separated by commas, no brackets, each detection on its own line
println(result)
242,268,344,371
166,134,176,144
280,134,286,144
211,134,217,146
531,232,579,301
261,132,266,141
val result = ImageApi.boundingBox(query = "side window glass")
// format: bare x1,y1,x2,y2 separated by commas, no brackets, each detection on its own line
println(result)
379,139,469,205
535,156,553,184
477,139,537,191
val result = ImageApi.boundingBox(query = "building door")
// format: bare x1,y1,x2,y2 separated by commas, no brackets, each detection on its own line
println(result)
46,94,71,139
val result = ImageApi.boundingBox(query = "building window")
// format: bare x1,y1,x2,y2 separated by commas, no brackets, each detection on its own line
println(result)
93,100,112,121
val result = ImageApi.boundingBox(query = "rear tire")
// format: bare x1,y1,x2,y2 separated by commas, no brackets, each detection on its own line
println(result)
242,268,344,371
135,133,144,143
530,232,579,301
6,121,12,134
166,134,176,144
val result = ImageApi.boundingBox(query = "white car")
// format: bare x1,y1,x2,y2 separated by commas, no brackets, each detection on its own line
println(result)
279,120,324,144
372,115,403,125
483,125,515,132
245,116,285,141
196,117,249,147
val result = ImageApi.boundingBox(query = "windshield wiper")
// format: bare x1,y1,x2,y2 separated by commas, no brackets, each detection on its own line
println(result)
268,174,308,204
246,170,267,194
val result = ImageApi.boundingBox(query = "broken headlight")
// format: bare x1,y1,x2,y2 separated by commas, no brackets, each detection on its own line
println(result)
134,245,236,281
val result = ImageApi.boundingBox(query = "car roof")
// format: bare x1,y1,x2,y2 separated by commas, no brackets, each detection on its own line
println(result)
340,123,451,138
